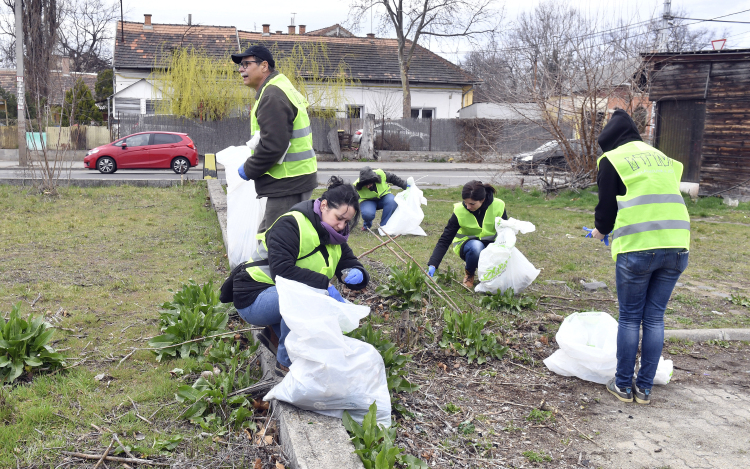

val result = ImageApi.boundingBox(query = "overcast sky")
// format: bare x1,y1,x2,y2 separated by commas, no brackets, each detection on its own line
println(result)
121,0,750,61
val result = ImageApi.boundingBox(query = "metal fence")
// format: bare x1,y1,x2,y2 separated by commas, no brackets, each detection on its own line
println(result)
115,114,568,156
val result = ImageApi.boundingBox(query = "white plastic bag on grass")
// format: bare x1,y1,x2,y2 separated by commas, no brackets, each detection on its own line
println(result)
264,276,391,426
216,146,267,268
637,356,674,385
475,217,540,294
379,177,428,237
543,312,618,384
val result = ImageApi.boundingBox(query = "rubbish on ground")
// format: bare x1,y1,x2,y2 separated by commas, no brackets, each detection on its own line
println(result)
545,311,673,385
379,177,428,236
216,146,267,268
264,276,391,426
475,217,540,294
637,356,673,385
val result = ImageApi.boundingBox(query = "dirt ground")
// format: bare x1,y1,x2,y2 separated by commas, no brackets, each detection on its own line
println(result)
390,333,750,469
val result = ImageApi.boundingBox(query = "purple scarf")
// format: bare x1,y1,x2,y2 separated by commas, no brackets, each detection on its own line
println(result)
313,199,350,245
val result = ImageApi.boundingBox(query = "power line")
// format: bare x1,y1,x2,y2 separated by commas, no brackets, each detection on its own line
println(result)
673,17,750,25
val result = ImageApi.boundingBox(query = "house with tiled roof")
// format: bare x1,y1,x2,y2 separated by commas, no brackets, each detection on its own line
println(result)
112,15,478,119
0,58,98,106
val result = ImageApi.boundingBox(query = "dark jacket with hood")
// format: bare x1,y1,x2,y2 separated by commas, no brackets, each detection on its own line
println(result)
232,199,369,308
355,166,408,193
595,109,643,235
242,71,318,198
427,192,508,269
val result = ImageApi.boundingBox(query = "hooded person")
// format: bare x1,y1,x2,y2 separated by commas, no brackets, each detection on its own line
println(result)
353,166,408,231
588,109,690,405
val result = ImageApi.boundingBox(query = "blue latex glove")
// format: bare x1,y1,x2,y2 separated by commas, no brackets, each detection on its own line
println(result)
343,268,364,285
327,285,346,303
238,165,249,181
583,226,610,247
428,265,436,277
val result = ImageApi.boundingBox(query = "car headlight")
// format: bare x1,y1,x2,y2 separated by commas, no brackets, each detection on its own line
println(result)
86,148,100,156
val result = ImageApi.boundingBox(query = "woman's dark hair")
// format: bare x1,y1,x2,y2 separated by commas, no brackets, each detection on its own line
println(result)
461,180,496,201
321,176,361,228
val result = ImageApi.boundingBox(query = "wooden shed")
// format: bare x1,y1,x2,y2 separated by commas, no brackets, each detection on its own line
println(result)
642,49,750,199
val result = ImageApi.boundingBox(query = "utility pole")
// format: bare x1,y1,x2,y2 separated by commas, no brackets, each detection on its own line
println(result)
658,0,672,53
15,0,26,166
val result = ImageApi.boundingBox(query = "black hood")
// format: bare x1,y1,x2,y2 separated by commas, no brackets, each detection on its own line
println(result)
289,199,329,243
597,109,643,153
356,166,381,190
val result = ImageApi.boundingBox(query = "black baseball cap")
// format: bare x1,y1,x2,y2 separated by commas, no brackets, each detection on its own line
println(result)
231,45,275,68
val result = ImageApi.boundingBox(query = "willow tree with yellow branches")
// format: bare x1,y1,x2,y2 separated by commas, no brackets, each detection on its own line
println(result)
151,41,355,121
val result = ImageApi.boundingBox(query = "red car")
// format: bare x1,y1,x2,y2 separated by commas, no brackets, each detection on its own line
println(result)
84,132,199,174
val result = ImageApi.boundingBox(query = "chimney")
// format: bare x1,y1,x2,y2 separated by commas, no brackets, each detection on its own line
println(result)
366,33,375,38
276,30,282,35
288,25,295,35
299,25,306,34
144,14,153,30
262,24,270,36
188,14,192,26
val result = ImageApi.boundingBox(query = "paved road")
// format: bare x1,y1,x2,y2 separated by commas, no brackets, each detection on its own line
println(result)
0,163,530,187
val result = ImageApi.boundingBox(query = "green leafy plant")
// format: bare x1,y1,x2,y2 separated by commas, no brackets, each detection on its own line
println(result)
343,402,427,469
439,310,508,364
434,265,457,287
205,334,259,367
526,408,555,424
480,288,535,313
444,402,461,414
347,323,419,396
175,356,258,432
148,280,229,361
458,420,475,435
0,303,66,383
730,293,750,308
523,450,552,463
375,261,428,310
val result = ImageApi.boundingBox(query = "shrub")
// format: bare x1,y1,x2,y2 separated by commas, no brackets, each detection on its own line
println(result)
0,303,66,383
439,310,508,364
375,261,428,311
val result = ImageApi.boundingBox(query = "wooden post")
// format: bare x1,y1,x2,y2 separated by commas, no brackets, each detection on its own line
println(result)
359,113,375,160
429,117,432,152
15,0,26,166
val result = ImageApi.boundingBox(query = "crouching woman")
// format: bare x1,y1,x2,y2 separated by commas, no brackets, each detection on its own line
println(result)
427,180,508,289
232,176,369,375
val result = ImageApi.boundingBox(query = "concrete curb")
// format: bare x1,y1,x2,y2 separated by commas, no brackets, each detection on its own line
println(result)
206,179,364,469
664,329,750,342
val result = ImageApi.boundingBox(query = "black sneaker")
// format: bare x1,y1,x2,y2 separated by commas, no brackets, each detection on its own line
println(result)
633,379,651,405
606,377,633,403
275,362,289,378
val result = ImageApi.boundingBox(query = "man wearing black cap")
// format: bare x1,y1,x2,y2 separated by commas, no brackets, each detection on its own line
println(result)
232,45,318,231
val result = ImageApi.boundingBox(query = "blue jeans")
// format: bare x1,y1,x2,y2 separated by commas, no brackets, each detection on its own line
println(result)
615,248,689,390
236,287,292,367
360,193,397,229
460,239,485,275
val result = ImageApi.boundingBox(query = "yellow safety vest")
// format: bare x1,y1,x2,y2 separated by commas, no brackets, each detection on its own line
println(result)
354,169,391,201
451,198,506,255
246,211,341,285
250,73,317,179
598,141,690,261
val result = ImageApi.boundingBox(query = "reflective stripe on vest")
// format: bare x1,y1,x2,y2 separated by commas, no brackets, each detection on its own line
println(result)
250,73,317,180
597,141,690,261
245,211,341,285
354,168,391,201
451,198,506,256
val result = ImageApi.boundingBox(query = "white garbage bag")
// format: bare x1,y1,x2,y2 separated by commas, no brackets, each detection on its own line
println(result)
543,312,619,384
637,356,674,385
216,146,267,268
475,217,540,294
379,177,428,237
264,276,391,427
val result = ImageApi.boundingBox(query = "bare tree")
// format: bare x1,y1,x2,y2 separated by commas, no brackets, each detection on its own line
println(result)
365,88,401,120
347,0,500,118
58,0,119,71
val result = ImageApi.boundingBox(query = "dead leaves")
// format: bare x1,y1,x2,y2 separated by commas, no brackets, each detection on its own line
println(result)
252,399,270,411
437,362,448,373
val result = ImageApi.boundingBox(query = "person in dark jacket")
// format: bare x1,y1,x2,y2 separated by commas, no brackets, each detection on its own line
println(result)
427,181,508,289
232,45,318,232
354,166,409,231
233,177,369,375
589,109,690,405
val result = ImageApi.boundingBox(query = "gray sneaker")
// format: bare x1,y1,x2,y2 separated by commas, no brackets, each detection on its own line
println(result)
632,379,651,405
606,377,633,403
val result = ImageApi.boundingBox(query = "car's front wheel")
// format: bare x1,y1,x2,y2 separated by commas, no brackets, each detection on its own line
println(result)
408,136,423,151
97,157,116,174
172,157,190,174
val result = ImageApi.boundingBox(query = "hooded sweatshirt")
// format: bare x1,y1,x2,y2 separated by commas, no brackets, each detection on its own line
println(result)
594,109,643,235
232,199,369,308
355,166,408,192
